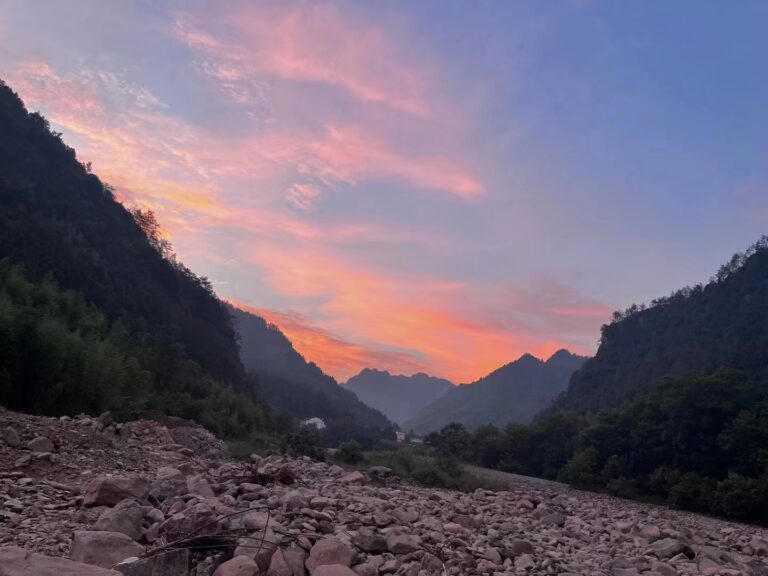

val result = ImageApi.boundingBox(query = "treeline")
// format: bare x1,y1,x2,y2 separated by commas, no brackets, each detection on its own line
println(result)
0,260,274,438
554,238,768,414
426,371,768,522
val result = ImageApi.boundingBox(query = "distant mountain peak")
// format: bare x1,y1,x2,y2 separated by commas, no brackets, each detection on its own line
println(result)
403,351,587,434
345,369,454,425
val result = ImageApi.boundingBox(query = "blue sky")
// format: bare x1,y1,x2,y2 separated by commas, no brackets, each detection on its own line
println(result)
1,0,765,381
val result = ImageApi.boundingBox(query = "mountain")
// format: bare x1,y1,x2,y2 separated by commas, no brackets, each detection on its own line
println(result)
553,237,768,414
229,305,394,447
0,78,269,436
344,369,454,425
403,350,587,434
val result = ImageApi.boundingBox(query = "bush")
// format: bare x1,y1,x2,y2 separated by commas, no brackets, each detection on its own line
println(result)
558,447,599,486
338,440,364,464
280,427,326,461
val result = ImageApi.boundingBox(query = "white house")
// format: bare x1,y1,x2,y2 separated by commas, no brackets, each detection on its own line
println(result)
301,417,326,430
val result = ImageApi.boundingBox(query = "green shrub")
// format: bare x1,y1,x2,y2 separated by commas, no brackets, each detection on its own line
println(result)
338,440,364,464
280,427,326,461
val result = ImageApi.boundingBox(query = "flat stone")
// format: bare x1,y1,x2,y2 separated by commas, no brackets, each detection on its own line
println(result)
0,546,120,576
70,531,145,569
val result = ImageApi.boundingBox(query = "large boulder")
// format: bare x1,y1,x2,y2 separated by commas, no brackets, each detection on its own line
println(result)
0,546,120,576
269,547,307,576
83,477,150,507
70,531,145,569
27,436,54,453
306,538,356,572
94,499,144,541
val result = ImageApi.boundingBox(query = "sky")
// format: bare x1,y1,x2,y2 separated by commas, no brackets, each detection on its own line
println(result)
1,1,766,383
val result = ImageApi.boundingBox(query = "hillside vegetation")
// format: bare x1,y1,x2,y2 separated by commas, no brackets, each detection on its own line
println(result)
0,79,276,437
428,240,768,522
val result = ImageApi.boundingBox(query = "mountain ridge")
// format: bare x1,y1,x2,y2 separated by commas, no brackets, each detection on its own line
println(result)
404,349,587,434
344,368,454,425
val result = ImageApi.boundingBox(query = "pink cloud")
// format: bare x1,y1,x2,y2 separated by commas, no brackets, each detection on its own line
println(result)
171,5,430,117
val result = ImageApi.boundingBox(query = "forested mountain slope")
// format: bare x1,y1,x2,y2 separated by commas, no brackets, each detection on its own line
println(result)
0,79,242,384
404,350,586,434
554,237,768,414
0,78,271,436
344,368,454,425
230,306,395,447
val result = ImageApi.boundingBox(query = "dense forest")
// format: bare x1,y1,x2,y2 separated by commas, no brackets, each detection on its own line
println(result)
0,79,287,438
554,236,768,414
427,240,768,522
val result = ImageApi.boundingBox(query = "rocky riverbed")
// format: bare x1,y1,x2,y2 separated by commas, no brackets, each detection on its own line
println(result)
1,406,768,576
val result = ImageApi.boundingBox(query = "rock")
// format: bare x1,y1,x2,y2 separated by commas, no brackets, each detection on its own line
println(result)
639,525,662,541
1,427,20,447
83,476,151,507
115,549,189,576
70,531,145,569
282,490,309,511
508,539,534,556
385,531,422,554
0,546,121,576
650,561,677,576
514,554,535,571
649,538,687,560
94,499,144,541
367,466,392,479
351,528,387,553
151,468,186,501
306,538,356,571
750,536,768,556
27,436,54,453
451,514,478,529
186,475,215,498
313,566,357,576
339,471,366,485
212,556,259,576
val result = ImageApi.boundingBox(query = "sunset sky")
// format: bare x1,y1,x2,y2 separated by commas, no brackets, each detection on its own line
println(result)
1,1,766,383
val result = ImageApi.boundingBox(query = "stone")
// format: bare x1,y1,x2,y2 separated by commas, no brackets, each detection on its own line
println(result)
0,546,121,576
306,538,356,571
339,471,366,484
94,499,144,541
212,556,259,576
27,436,54,453
386,531,422,554
313,566,357,576
83,476,151,507
649,538,686,560
650,561,677,576
508,539,534,556
351,528,387,553
639,525,662,541
367,466,392,479
150,467,186,501
70,531,146,569
282,489,309,511
1,427,20,447
115,549,189,576
186,475,215,498
514,554,535,571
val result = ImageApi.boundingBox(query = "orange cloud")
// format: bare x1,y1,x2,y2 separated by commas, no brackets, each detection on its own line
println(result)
230,300,428,381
